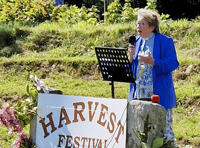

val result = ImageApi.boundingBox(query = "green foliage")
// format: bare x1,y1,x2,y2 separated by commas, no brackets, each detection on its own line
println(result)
145,0,170,21
87,5,100,20
134,130,175,148
105,0,122,23
0,5,200,147
0,25,22,57
160,13,170,20
0,0,54,24
54,5,80,24
0,81,38,147
152,138,163,148
13,84,38,129
142,142,150,148
24,29,64,52
174,106,200,146
121,0,138,22
145,0,157,10
105,0,169,24
0,0,170,25
51,4,100,25
0,125,18,148
0,0,100,25
13,27,32,38
0,26,15,48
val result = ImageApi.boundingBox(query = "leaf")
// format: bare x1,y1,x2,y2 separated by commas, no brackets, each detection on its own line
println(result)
26,84,29,94
141,142,150,148
152,138,163,148
135,130,145,136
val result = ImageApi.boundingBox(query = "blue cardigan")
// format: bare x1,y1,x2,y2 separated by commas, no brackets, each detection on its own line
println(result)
129,33,179,110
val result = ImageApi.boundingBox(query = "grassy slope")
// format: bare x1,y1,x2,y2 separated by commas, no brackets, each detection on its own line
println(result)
0,19,200,147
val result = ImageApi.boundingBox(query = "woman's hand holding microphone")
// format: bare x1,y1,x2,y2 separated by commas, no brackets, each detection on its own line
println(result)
128,44,135,63
128,36,136,63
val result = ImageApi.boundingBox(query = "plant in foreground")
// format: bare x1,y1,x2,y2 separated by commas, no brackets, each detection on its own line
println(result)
0,102,28,147
134,129,175,148
0,75,39,148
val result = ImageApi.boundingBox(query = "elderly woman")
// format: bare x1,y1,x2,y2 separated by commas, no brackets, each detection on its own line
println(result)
128,9,179,146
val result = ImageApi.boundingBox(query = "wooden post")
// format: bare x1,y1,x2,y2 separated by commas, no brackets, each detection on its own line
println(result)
104,0,106,22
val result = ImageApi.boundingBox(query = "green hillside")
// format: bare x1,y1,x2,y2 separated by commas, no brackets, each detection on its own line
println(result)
0,19,200,147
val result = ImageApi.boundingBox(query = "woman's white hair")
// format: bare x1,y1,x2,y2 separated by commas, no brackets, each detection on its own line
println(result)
137,9,160,33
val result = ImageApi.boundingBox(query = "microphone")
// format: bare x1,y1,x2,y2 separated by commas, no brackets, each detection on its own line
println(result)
128,36,136,61
128,36,136,45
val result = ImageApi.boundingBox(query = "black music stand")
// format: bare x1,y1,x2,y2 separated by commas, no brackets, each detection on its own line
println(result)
95,47,135,98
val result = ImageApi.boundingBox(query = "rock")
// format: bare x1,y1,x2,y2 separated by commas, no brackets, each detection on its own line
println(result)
126,100,167,148
48,88,63,94
186,64,193,74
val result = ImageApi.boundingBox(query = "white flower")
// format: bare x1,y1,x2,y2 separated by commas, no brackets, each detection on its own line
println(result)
25,98,31,102
23,106,27,111
29,75,34,79
37,86,41,91
8,130,13,135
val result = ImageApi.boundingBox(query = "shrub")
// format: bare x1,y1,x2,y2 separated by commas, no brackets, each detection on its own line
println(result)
51,5,99,25
0,26,22,57
121,0,138,22
24,29,64,52
0,45,22,57
0,28,15,48
0,0,169,25
0,0,54,23
13,27,32,38
105,0,122,23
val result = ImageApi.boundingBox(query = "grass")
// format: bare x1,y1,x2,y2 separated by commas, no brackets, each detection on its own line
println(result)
0,19,200,147
0,125,17,148
174,106,200,147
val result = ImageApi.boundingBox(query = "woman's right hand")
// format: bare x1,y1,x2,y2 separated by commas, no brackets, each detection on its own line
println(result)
128,44,135,55
128,44,135,63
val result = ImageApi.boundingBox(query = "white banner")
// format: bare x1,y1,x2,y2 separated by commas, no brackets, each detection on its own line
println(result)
35,94,127,148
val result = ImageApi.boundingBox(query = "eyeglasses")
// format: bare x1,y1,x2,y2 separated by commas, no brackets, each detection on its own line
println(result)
136,21,148,28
